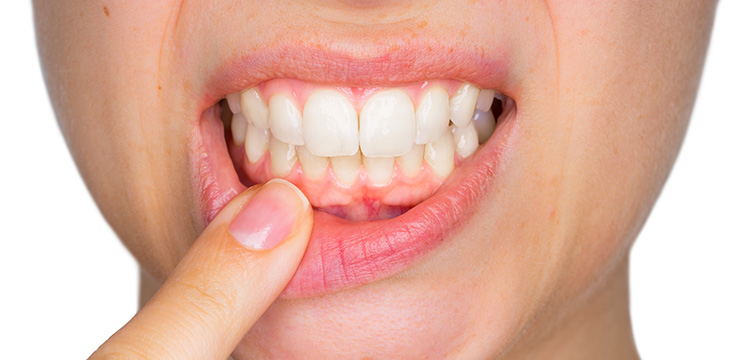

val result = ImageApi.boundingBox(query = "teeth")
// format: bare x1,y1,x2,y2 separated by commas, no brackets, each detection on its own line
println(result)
231,113,247,146
364,156,395,186
452,123,479,158
415,86,450,144
359,89,416,157
270,138,297,177
476,89,495,111
424,129,455,178
296,146,329,180
397,144,424,178
240,88,270,129
244,124,270,163
226,93,242,114
268,94,304,145
450,84,480,128
473,109,496,143
228,83,500,184
303,90,359,157
330,152,362,187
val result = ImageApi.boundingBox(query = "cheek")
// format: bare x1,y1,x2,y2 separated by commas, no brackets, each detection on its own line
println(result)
35,0,198,279
537,0,710,299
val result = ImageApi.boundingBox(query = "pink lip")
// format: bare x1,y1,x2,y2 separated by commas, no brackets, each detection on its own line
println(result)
191,43,518,298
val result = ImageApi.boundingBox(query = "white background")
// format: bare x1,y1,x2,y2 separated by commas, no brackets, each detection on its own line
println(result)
1,2,735,359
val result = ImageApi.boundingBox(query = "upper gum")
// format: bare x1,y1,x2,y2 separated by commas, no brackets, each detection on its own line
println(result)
252,78,467,111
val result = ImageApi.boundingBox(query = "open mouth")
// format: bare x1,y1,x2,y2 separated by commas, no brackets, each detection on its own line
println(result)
219,79,509,221
192,48,517,298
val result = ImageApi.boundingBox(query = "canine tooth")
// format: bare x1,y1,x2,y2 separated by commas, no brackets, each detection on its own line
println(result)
473,109,496,143
476,89,495,111
268,94,304,145
424,130,454,178
450,84,480,128
231,113,247,146
360,89,415,157
415,87,450,144
226,93,241,114
240,88,269,129
452,123,479,158
364,156,395,186
303,90,359,157
330,152,361,187
296,146,328,180
244,124,270,163
270,138,297,177
397,144,424,178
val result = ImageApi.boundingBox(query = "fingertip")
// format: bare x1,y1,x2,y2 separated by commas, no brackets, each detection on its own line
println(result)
229,178,312,251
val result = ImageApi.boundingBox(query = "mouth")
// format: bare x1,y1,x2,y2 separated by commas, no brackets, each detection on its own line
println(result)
192,45,517,298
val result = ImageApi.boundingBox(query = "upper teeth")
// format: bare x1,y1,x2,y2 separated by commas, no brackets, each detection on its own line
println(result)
226,82,499,186
302,90,359,157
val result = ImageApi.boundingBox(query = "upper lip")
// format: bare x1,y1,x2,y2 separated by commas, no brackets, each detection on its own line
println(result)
200,39,515,110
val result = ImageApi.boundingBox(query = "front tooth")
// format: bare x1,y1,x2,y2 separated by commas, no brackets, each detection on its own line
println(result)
476,89,495,111
231,113,247,146
303,90,359,157
330,152,362,187
363,156,395,186
359,89,415,157
244,124,270,163
450,84,480,128
452,123,479,158
240,88,269,129
296,146,329,180
268,94,304,145
397,144,424,178
270,138,297,177
424,130,455,178
226,93,241,114
415,87,450,144
473,109,496,143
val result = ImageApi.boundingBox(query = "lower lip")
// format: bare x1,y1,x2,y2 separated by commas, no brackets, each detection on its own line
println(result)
192,104,516,298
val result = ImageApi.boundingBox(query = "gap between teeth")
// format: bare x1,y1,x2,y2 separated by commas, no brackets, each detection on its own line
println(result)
226,82,499,187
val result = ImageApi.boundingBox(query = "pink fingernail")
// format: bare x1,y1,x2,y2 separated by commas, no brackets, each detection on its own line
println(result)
229,179,309,250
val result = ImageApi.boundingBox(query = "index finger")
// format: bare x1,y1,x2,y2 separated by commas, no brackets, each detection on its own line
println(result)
91,179,313,360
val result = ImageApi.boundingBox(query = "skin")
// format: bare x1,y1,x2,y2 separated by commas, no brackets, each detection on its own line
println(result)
34,0,717,359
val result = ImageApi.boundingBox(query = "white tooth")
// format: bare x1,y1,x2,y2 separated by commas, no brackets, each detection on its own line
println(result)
473,109,496,143
268,94,304,145
330,152,361,187
424,130,455,178
415,87,450,144
270,138,297,177
226,93,241,114
303,90,359,157
240,88,269,129
450,84,480,128
397,144,424,178
476,89,495,111
296,146,329,180
360,89,415,157
231,113,247,146
244,124,270,163
364,156,395,186
452,123,479,158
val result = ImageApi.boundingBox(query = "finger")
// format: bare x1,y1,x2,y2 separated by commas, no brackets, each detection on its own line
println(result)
91,178,313,360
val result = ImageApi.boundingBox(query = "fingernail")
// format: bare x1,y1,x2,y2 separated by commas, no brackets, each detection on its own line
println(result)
229,179,310,250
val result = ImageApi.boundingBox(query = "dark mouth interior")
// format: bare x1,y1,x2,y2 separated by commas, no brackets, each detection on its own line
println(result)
217,92,510,221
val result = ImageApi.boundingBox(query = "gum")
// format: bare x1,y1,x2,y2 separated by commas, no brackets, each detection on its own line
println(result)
228,141,466,220
254,78,466,111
